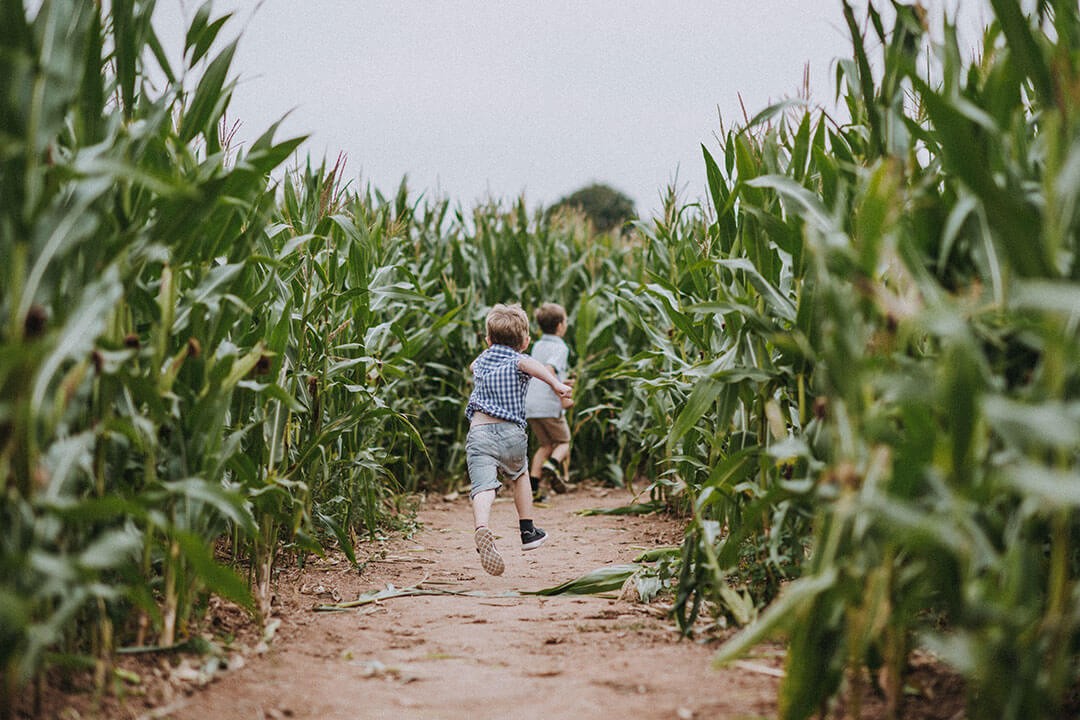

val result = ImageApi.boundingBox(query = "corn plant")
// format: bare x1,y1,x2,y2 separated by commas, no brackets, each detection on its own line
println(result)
11,1,1080,719
0,0,308,710
679,1,1080,718
342,188,646,492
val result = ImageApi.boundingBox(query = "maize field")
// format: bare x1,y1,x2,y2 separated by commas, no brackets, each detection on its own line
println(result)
2,0,1080,718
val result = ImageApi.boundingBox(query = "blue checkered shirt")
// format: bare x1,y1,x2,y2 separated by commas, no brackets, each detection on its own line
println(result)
466,344,530,428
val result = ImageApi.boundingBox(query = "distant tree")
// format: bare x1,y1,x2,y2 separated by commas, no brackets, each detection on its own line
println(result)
548,183,636,233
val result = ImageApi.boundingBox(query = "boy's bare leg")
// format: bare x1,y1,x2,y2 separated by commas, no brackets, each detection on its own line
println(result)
513,472,548,550
472,488,496,529
551,442,570,468
542,441,570,491
511,473,534,521
530,446,553,480
472,489,504,575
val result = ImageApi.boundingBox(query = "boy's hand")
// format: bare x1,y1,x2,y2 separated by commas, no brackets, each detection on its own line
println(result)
560,395,575,409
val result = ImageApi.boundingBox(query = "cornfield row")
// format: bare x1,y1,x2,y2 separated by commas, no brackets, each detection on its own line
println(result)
1,1,1079,719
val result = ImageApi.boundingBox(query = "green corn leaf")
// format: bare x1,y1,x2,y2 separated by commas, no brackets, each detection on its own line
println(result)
716,257,797,323
0,590,29,667
938,193,978,274
915,76,1050,277
702,144,728,216
74,4,103,142
78,528,141,571
698,447,759,509
750,99,807,129
187,5,232,67
179,38,238,143
789,111,812,180
989,0,1052,105
997,463,1080,510
31,266,123,414
983,397,1080,450
245,131,307,177
237,380,306,413
669,377,722,447
39,431,94,499
39,496,147,524
745,175,841,246
19,173,113,324
175,531,254,613
215,344,266,395
163,478,256,535
315,511,357,567
713,568,838,667
522,564,640,596
1011,280,1080,316
841,1,882,155
145,20,176,85
633,547,680,563
110,0,137,118
184,1,213,54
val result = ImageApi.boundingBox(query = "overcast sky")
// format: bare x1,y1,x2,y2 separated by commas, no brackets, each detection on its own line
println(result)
151,1,991,218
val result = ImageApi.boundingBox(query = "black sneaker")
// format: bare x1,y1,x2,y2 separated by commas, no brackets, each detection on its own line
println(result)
474,527,504,575
532,491,549,504
520,526,548,551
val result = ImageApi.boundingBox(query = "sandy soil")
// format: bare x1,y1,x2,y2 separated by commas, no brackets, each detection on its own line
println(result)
154,484,781,720
25,482,972,720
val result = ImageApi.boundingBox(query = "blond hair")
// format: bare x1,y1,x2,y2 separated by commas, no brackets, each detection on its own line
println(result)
534,302,567,334
486,303,530,349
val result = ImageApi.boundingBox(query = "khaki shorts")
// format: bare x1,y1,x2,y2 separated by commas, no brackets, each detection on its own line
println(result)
528,416,571,446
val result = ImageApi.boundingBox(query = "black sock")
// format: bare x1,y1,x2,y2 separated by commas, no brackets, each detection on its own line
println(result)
519,519,534,533
530,476,540,493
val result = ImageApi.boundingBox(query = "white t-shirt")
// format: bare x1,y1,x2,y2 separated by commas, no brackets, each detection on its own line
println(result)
523,335,569,419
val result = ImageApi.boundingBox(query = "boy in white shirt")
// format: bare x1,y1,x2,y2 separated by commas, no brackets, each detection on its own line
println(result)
524,303,574,501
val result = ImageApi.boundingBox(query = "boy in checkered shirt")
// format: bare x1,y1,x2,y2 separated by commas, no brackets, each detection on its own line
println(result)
465,303,573,576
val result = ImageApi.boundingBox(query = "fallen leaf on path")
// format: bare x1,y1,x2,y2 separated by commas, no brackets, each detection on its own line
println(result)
315,584,519,611
371,555,436,564
354,660,422,684
731,660,785,678
577,501,662,516
522,563,640,596
298,584,342,602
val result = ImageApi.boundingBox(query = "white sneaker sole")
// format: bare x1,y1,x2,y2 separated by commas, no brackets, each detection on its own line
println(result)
474,527,505,576
521,532,547,551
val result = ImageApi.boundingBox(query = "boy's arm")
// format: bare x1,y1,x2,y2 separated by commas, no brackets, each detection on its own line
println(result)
548,363,575,388
519,356,572,399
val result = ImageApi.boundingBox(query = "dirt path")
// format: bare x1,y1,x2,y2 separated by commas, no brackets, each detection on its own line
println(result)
152,484,782,720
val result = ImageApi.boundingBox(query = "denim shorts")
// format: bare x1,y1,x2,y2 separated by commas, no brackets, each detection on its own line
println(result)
465,422,528,498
